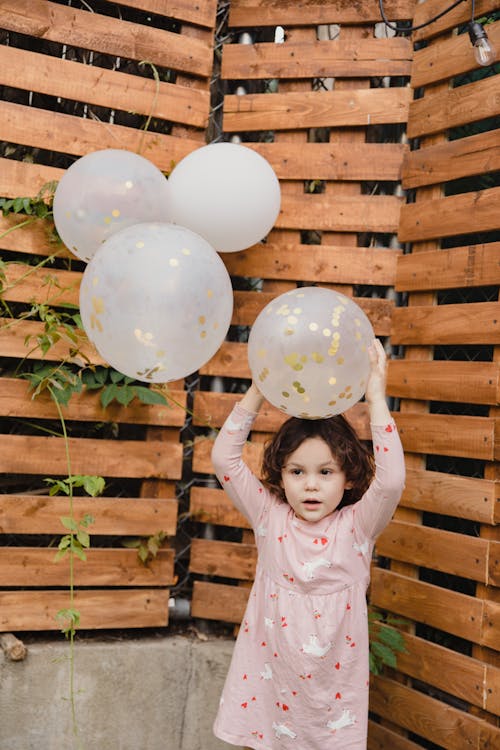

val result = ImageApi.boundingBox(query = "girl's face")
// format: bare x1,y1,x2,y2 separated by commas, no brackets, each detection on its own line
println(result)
281,437,351,522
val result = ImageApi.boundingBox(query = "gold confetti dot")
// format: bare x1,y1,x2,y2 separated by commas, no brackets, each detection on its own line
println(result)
169,258,179,267
284,328,295,336
92,296,104,314
111,209,120,218
328,377,337,385
339,392,345,398
293,307,302,314
287,316,298,325
207,289,213,298
125,180,133,189
337,357,345,365
182,248,191,255
92,276,99,287
311,352,324,363
136,241,145,248
103,216,112,225
333,332,340,340
257,348,267,358
309,322,319,332
323,328,331,337
200,331,207,338
282,391,290,398
354,318,361,326
300,355,307,363
328,400,337,406
355,331,361,340
199,315,206,325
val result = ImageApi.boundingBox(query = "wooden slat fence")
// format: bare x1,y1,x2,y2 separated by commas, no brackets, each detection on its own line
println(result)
0,0,217,630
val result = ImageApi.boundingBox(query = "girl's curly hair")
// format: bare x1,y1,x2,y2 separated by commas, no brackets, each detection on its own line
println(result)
261,414,375,509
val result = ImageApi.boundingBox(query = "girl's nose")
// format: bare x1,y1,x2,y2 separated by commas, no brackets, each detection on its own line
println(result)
305,474,319,490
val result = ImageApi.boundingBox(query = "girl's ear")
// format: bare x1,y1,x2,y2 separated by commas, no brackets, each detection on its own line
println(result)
344,479,353,490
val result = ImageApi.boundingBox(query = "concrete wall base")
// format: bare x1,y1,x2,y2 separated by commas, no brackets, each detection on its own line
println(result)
0,635,242,750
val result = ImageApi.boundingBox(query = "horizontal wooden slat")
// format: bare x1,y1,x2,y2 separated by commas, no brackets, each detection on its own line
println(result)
222,238,400,294
0,158,62,200
221,37,412,79
223,88,410,131
191,580,248,623
370,568,499,649
391,302,500,345
401,466,498,525
189,487,250,529
401,129,500,190
387,360,500,405
0,0,213,77
193,434,261,478
191,391,371,437
0,434,182,479
397,412,496,460
103,0,218,28
0,589,169,630
228,0,416,27
0,213,62,257
0,377,187,427
0,495,178,535
376,520,491,583
277,193,402,233
367,721,423,750
232,291,394,332
0,548,174,587
199,341,250,378
411,20,500,87
398,186,500,243
395,241,500,290
190,539,257,580
370,674,500,749
378,626,500,715
412,0,498,41
407,75,500,140
0,100,200,174
0,46,209,129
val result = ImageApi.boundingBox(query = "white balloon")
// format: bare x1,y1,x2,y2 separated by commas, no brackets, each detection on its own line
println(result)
79,222,233,382
53,149,170,262
166,142,281,253
248,287,374,419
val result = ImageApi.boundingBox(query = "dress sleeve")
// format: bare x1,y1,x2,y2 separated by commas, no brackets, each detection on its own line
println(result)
352,419,406,541
211,402,269,529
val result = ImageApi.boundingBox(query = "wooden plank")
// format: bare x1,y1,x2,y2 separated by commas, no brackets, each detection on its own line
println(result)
376,520,490,583
102,0,218,28
0,434,183,479
237,142,408,181
370,568,488,646
192,434,262,478
368,721,423,750
387,360,500,405
370,674,500,749
190,539,257,580
191,391,372,437
0,495,178,535
402,129,500,190
411,20,500,88
0,0,213,77
401,467,498,526
398,186,500,243
191,580,248,623
396,412,496,460
223,88,410,131
0,548,174,587
380,627,500,715
391,302,500,346
0,158,62,200
222,242,402,288
0,100,199,174
199,341,250,378
228,1,416,27
0,377,187,427
412,0,499,41
221,37,412,79
407,75,500,140
0,589,169,630
1,263,81,305
0,317,104,364
276,193,402,233
0,46,209,129
395,242,500,290
189,487,250,529
0,213,62,258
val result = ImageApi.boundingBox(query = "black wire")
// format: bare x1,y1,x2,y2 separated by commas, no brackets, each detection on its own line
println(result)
379,0,468,33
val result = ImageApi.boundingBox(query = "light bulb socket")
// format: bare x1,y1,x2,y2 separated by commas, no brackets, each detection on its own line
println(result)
468,21,488,44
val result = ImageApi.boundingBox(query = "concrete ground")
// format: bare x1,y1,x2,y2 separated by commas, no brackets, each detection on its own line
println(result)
0,634,242,750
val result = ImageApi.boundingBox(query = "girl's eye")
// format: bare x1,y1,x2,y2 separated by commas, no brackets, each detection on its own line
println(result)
321,468,333,475
291,468,302,475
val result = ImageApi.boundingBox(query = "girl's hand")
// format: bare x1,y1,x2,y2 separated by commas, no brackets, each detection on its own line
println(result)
365,339,389,416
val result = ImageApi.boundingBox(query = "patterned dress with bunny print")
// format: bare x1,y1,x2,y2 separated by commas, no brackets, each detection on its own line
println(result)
212,403,405,750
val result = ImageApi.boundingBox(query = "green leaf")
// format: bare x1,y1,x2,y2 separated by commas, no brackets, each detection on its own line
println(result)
116,386,135,406
81,475,105,497
100,383,119,408
54,547,69,561
369,651,379,675
133,386,167,406
110,369,125,384
76,530,90,548
371,641,398,668
61,516,78,532
72,545,87,562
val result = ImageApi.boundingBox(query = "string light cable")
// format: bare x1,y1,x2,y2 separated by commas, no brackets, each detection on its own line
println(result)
378,0,496,65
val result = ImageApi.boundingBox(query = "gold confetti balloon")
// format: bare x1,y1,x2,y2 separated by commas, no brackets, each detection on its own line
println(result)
165,143,281,253
248,287,374,418
53,149,170,262
79,222,233,382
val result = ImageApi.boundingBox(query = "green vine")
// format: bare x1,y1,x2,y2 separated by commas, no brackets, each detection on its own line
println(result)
368,609,407,675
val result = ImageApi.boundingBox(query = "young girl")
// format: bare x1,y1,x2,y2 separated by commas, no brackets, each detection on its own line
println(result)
211,339,405,749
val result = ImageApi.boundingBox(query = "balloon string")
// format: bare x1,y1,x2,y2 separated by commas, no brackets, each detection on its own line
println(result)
137,61,161,157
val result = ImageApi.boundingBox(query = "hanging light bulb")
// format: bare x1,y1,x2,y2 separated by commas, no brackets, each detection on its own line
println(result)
467,21,497,66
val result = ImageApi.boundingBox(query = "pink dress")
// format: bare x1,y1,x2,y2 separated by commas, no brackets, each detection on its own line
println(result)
212,403,405,750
